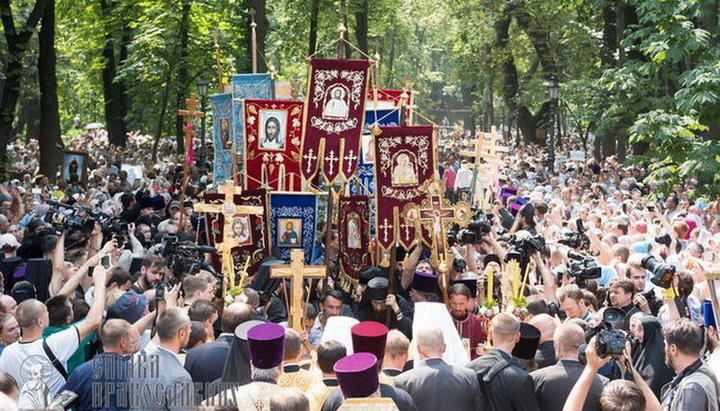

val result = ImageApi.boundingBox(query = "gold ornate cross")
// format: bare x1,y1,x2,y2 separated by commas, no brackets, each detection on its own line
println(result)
194,178,264,289
270,249,326,332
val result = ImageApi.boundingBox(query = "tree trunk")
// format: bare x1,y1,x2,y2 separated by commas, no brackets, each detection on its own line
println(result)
0,0,49,174
461,84,475,135
99,0,127,147
152,71,173,160
174,0,192,154
699,0,719,44
244,0,268,73
494,9,538,144
386,25,396,88
38,0,63,178
117,16,131,137
483,80,494,133
354,0,368,55
594,1,617,159
308,0,320,55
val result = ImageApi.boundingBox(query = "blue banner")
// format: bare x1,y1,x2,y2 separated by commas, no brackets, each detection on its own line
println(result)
269,193,320,264
231,74,274,178
210,93,233,182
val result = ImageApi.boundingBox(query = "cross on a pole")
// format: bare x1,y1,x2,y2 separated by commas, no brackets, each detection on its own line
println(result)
270,249,326,332
178,93,205,160
193,178,264,290
325,150,339,176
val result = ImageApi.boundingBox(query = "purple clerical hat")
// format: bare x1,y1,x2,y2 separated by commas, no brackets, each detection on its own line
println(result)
411,271,438,293
247,323,285,369
334,352,379,398
351,321,388,361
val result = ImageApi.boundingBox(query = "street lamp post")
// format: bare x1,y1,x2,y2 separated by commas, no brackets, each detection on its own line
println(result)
197,79,209,177
547,75,559,174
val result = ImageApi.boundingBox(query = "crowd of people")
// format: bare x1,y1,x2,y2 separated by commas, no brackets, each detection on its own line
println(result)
0,128,717,411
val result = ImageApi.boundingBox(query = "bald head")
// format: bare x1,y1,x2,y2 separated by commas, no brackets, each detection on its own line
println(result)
416,326,446,358
0,295,17,315
222,302,254,333
529,314,557,343
553,323,585,360
491,313,520,345
15,299,45,329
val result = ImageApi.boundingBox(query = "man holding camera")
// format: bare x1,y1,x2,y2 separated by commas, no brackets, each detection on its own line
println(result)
660,318,719,411
608,279,640,331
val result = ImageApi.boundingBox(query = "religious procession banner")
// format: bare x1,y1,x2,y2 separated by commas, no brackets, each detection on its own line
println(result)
210,93,234,182
373,125,436,253
269,193,321,264
301,58,371,183
351,89,413,196
231,73,274,184
243,99,304,191
338,195,372,290
202,187,269,283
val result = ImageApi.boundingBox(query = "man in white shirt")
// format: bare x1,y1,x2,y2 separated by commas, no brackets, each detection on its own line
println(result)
454,160,473,191
0,264,107,408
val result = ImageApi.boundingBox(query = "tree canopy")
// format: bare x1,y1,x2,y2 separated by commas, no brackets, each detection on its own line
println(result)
1,0,719,197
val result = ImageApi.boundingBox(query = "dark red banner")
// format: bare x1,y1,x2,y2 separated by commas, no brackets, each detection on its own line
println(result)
243,99,304,191
301,58,371,183
373,125,436,252
203,189,269,281
338,195,372,289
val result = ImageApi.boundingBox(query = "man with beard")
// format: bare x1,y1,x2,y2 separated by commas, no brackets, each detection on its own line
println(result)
354,277,413,339
608,279,640,331
131,255,166,293
449,283,487,360
661,318,718,410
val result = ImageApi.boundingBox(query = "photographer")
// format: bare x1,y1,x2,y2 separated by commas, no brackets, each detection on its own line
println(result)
627,263,663,316
562,336,661,411
660,318,719,410
608,279,640,331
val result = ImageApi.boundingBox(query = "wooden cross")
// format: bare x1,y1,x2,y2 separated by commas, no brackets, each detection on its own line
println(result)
193,178,264,289
178,94,205,161
270,249,327,332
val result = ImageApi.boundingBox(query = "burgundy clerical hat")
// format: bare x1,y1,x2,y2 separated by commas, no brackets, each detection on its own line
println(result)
247,323,285,369
411,271,438,294
351,321,388,361
334,352,380,398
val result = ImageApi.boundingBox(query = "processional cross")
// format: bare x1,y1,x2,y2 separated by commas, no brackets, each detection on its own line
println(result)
460,130,508,208
193,178,264,290
406,179,471,303
270,249,327,332
178,94,205,161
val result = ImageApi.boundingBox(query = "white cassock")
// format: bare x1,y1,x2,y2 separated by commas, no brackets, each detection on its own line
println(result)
410,302,470,368
321,316,359,354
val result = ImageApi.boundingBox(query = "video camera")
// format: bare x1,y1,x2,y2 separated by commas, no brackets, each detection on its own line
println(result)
641,254,676,289
158,233,219,281
567,250,602,288
559,219,590,250
44,200,95,235
505,231,548,262
580,308,629,362
447,210,494,247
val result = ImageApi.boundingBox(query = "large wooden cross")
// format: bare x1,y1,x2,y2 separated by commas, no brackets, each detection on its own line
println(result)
461,131,508,208
194,178,264,289
178,94,205,158
270,249,327,332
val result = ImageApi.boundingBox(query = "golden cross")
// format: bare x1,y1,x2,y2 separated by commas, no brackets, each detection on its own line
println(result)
193,178,264,289
270,249,326,332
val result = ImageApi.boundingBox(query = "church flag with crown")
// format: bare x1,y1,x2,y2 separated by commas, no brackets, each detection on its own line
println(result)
243,99,304,191
373,125,436,253
301,58,371,183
